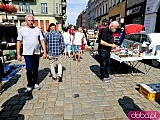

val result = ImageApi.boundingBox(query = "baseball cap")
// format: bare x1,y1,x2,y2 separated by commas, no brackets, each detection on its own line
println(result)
49,23,56,27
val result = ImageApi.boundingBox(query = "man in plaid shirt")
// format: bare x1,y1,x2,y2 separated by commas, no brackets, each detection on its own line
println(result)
45,23,65,82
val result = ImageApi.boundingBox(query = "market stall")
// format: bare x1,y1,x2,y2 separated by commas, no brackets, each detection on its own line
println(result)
111,47,159,75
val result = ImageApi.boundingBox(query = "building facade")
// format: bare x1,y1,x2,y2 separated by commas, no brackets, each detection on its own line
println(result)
82,9,86,28
83,0,126,29
87,0,95,29
144,0,160,33
94,0,109,27
108,0,125,27
0,0,67,32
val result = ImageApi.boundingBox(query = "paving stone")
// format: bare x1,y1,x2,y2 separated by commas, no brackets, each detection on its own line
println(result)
23,103,33,110
33,103,43,109
54,106,64,114
43,115,54,120
81,114,96,120
95,112,105,119
45,108,54,114
28,115,43,120
73,115,83,120
104,111,117,119
64,103,72,111
35,108,45,115
64,110,73,119
43,102,55,109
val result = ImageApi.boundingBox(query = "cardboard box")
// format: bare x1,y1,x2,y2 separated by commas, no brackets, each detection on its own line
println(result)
140,83,160,101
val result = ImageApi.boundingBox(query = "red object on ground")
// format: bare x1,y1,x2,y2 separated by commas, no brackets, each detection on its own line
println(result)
125,24,144,35
81,41,85,50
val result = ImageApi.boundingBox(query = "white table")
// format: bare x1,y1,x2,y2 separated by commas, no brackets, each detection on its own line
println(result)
110,53,159,75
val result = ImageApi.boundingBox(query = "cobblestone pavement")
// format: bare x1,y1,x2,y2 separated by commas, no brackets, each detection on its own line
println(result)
0,51,160,120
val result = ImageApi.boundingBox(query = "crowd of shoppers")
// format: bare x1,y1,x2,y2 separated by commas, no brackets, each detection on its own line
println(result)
0,14,120,95
15,15,88,94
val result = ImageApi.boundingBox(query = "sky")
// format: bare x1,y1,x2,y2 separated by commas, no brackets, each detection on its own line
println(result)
66,0,88,25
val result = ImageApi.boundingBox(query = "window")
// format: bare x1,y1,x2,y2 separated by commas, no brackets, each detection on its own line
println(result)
26,2,30,13
106,4,108,13
41,3,47,13
130,34,141,42
125,34,131,39
19,2,24,12
103,6,104,14
113,0,116,5
110,0,112,7
56,3,59,14
100,8,102,16
97,10,98,17
141,34,150,43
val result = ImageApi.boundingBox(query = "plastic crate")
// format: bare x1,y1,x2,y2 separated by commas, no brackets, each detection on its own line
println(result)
139,84,160,101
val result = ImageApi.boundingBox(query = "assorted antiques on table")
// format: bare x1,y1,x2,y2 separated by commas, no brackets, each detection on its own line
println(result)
111,42,152,58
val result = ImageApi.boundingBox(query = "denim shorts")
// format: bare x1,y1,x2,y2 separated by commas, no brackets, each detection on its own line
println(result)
74,45,81,52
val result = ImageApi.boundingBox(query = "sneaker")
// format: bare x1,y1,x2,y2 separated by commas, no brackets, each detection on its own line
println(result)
58,76,62,82
25,87,32,93
53,77,57,80
102,77,112,82
34,84,41,90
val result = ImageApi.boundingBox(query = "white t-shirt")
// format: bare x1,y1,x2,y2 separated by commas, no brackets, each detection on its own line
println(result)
73,32,84,45
62,32,71,44
17,26,44,55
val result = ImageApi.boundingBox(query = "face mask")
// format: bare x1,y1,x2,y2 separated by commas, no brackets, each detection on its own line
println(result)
111,29,116,33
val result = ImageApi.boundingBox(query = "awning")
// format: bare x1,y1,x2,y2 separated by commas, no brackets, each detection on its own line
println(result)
125,24,144,35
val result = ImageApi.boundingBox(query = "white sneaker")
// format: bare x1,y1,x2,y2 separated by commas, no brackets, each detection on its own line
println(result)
25,87,32,93
34,84,40,90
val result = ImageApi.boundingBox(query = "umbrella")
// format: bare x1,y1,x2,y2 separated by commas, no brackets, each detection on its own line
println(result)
125,24,144,35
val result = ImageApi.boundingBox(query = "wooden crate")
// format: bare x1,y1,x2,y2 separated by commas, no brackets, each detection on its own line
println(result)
139,84,160,101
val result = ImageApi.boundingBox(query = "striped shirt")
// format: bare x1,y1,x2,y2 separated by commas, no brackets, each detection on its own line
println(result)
45,30,65,56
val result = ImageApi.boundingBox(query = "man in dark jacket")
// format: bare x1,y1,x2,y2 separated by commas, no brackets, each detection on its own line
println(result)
98,21,119,82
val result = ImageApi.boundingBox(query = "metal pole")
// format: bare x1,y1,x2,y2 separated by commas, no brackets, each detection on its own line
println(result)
5,12,8,22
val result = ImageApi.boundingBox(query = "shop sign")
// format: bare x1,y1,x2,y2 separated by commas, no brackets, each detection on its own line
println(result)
127,6,141,16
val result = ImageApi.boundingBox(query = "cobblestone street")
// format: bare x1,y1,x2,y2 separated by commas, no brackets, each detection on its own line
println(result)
0,51,160,120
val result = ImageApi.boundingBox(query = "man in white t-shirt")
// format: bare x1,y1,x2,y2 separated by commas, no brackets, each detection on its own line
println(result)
72,27,84,62
17,15,47,94
62,27,71,58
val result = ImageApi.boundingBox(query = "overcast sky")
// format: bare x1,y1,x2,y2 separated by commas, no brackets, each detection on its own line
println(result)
66,0,88,25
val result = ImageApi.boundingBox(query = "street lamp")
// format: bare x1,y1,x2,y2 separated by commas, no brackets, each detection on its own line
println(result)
60,0,67,30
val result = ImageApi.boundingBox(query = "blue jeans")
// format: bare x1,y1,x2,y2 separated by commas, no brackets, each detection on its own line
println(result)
24,54,40,87
99,49,110,79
